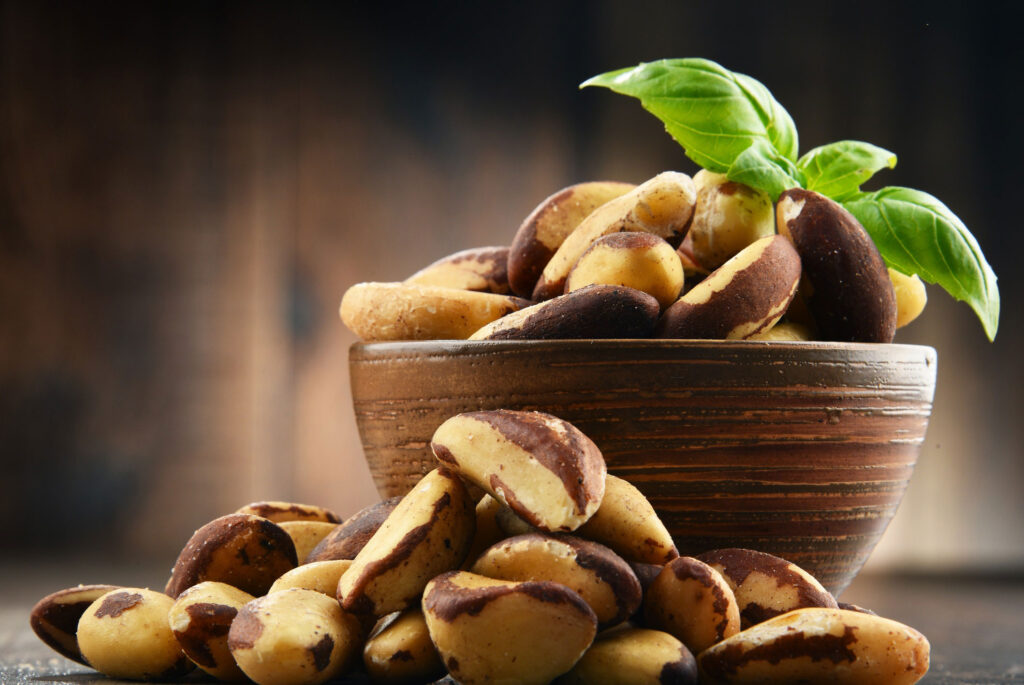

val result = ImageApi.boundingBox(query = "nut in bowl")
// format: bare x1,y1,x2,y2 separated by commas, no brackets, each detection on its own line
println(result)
349,338,936,596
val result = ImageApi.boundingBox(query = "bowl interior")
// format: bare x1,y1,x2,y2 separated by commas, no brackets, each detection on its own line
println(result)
349,339,936,596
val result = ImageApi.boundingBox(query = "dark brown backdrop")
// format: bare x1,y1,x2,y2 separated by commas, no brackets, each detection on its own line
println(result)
1,1,1021,569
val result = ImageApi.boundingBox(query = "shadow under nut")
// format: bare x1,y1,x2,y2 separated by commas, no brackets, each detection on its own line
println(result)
657,235,800,340
470,284,660,340
776,188,896,343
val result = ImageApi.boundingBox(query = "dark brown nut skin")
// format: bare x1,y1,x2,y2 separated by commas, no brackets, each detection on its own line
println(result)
29,584,120,665
471,533,642,629
469,284,660,340
406,246,512,294
643,556,740,654
509,181,636,297
657,235,801,340
165,513,298,598
168,581,254,682
308,496,402,563
235,500,341,523
776,188,897,343
697,547,837,629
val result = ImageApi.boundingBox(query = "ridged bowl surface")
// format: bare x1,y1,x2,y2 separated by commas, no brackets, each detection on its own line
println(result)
349,339,936,595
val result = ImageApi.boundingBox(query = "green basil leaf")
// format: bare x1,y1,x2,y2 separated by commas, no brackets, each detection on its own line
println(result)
727,139,806,200
843,187,1000,341
798,141,897,200
581,58,799,172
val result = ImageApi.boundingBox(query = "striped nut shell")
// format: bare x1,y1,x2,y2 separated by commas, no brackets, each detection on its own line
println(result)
470,533,641,629
509,181,636,297
29,584,120,665
405,246,512,294
228,588,362,685
698,608,930,685
269,560,354,596
422,571,598,685
168,581,254,682
532,171,696,301
565,233,684,309
307,496,402,563
657,235,801,340
78,588,194,681
643,556,740,654
165,513,298,598
363,608,446,685
235,500,341,524
279,521,339,565
337,468,475,616
339,282,531,341
431,410,607,533
689,170,775,271
776,188,896,343
558,627,698,685
469,284,660,340
575,474,678,565
696,548,837,629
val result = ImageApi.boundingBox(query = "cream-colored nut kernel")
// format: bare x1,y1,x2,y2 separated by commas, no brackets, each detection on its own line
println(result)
269,560,353,596
566,233,684,309
777,188,897,342
423,571,598,685
363,608,445,685
308,496,402,563
533,172,696,300
747,320,813,341
557,627,697,685
471,533,641,628
510,181,636,296
657,235,801,340
469,284,660,340
228,588,362,685
168,581,254,682
461,494,509,569
29,584,120,665
78,588,193,680
165,513,298,598
338,468,475,616
643,557,740,654
889,268,927,328
339,282,531,341
697,548,837,628
689,170,775,270
431,410,606,532
405,246,511,294
279,521,338,564
575,474,678,565
698,608,930,685
236,501,341,524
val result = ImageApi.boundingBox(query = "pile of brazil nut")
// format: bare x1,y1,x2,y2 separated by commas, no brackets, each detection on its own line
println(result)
31,409,930,684
340,171,928,344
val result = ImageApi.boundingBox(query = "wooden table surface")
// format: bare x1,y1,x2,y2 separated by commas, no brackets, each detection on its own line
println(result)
2,561,1022,683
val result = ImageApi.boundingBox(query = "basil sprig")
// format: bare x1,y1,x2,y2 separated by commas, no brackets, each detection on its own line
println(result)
582,58,1000,340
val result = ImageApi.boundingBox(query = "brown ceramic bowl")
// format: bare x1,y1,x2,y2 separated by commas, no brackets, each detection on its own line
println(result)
349,339,936,595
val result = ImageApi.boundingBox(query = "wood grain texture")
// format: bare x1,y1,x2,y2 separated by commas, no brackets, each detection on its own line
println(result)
349,340,937,595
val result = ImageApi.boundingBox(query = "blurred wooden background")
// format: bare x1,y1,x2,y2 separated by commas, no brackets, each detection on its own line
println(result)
0,1,1021,571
